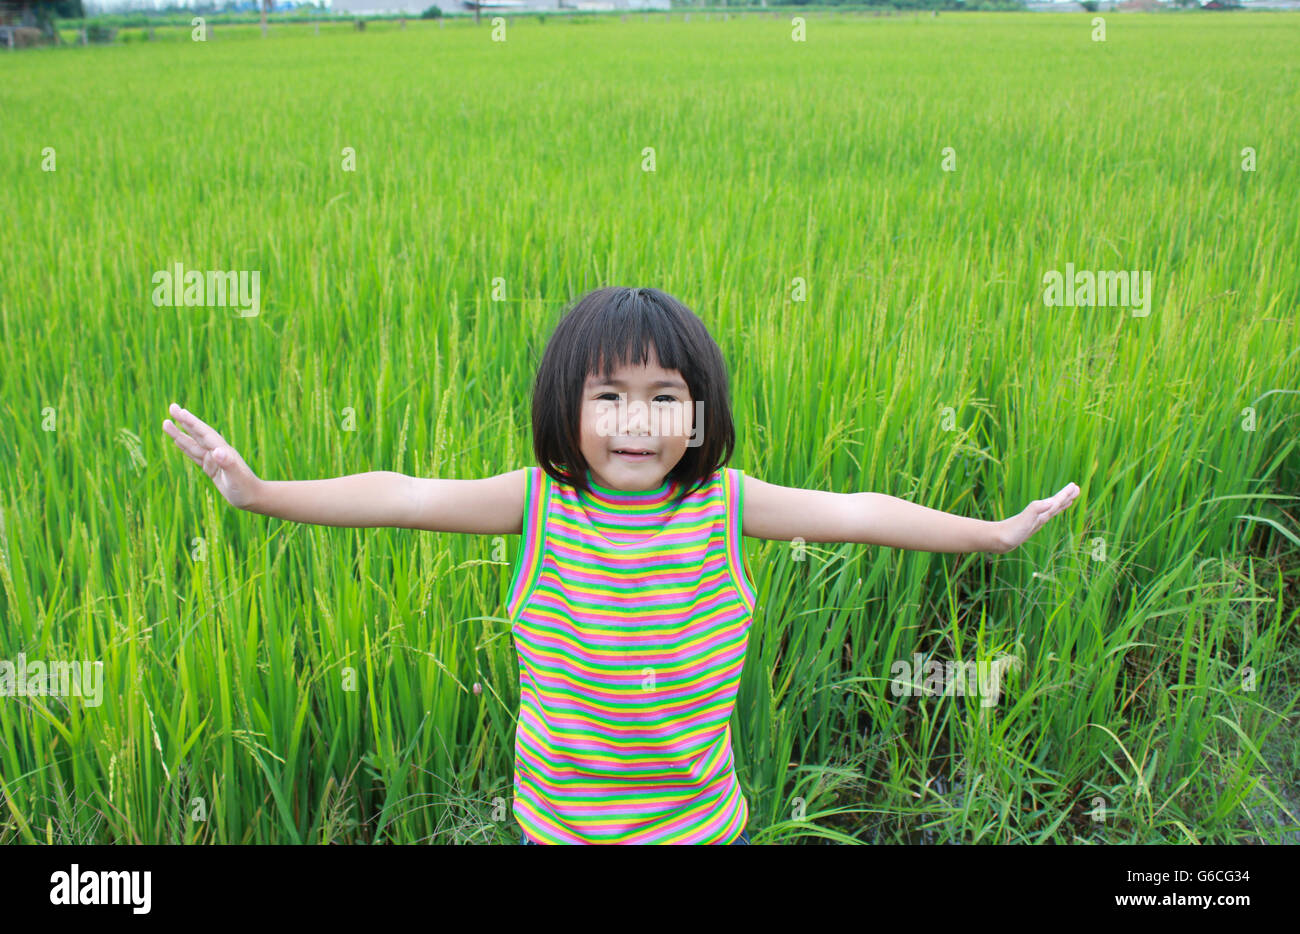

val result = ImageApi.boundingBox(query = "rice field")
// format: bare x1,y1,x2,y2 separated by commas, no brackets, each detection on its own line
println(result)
1,11,1298,844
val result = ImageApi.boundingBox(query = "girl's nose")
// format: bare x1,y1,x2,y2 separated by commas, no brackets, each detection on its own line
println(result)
626,402,650,434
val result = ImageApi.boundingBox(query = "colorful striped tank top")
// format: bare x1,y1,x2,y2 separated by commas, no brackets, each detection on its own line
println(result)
506,465,759,844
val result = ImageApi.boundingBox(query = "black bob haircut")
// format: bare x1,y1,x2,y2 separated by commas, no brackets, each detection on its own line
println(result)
531,286,736,505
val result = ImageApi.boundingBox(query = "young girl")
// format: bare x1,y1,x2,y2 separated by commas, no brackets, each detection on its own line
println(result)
162,286,1078,845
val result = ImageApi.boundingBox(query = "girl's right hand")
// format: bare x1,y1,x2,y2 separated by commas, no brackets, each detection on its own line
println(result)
163,403,263,510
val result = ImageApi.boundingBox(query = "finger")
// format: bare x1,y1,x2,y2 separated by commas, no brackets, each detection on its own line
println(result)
1045,486,1073,514
211,447,236,470
1034,503,1061,524
1047,493,1076,520
171,404,227,451
163,418,204,455
1028,486,1076,521
163,419,207,463
167,402,203,444
202,448,222,482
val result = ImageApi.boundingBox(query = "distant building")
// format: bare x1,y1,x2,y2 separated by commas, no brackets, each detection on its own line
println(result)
327,0,669,13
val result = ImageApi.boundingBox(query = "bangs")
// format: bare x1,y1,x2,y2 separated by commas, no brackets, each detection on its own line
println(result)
577,293,694,390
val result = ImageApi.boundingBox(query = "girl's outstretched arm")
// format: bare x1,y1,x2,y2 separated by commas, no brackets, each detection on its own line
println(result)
163,403,526,535
741,474,1078,554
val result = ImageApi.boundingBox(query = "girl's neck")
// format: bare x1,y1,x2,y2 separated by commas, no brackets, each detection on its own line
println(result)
580,468,675,509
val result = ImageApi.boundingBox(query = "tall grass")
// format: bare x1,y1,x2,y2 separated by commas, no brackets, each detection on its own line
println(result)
0,13,1297,844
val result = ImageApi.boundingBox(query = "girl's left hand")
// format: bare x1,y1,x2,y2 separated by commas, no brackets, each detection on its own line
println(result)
997,483,1080,553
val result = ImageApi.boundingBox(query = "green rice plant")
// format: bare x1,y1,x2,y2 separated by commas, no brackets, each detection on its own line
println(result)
0,13,1296,844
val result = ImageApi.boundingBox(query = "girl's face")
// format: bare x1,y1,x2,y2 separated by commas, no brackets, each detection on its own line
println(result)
579,347,694,492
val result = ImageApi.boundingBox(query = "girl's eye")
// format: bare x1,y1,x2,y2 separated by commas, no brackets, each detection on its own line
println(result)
594,393,680,403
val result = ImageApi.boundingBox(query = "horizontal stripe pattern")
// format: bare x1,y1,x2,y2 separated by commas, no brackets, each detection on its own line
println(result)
507,465,757,844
